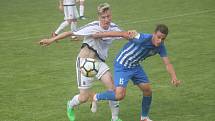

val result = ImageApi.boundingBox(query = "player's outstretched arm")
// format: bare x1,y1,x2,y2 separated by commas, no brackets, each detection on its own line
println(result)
162,57,181,87
38,31,73,46
92,31,136,40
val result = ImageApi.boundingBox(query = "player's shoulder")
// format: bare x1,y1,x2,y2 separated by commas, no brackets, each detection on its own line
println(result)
110,22,119,28
86,21,100,27
139,33,152,37
78,21,99,30
139,33,152,40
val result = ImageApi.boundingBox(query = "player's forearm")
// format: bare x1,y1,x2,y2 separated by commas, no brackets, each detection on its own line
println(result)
166,63,177,80
50,31,73,43
96,31,128,38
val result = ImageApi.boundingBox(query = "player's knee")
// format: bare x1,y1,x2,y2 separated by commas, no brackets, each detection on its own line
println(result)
67,19,72,24
115,92,125,101
71,19,77,22
78,94,90,103
143,89,152,96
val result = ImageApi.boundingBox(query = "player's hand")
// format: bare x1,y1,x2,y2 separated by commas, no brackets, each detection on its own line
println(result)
171,79,181,87
38,39,53,46
127,30,138,39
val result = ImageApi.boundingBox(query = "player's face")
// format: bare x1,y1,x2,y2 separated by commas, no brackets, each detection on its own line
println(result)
99,10,112,30
152,31,167,47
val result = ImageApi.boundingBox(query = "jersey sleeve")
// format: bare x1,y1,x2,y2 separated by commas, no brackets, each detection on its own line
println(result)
73,23,98,36
159,43,167,57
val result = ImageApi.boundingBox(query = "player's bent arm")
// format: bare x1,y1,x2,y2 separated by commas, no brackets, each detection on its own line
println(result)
162,57,180,86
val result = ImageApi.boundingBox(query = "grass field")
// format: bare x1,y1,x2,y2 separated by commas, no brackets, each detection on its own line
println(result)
0,0,215,121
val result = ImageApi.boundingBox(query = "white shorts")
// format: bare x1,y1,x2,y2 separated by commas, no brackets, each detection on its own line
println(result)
64,5,79,20
76,57,110,89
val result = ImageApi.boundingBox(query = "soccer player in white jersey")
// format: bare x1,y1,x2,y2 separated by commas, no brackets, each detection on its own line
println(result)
39,3,132,121
52,0,79,37
76,0,86,19
91,24,181,121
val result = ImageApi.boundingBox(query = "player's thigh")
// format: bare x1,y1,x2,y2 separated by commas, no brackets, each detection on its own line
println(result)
96,62,114,90
100,70,114,90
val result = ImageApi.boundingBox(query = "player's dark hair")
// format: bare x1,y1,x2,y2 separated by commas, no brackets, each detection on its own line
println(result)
155,24,169,35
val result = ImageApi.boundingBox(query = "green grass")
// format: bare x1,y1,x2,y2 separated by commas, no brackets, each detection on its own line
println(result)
0,0,215,121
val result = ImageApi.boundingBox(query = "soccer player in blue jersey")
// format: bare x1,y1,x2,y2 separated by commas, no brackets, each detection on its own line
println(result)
92,24,181,121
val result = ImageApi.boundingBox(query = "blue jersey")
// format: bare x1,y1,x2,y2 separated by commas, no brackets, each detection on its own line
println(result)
115,33,167,68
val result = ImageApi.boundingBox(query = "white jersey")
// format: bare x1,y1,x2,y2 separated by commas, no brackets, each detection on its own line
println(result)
63,0,76,5
73,21,122,61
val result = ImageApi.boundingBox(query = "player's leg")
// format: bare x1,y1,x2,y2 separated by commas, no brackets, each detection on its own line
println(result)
133,66,152,121
53,6,71,37
53,20,69,37
67,57,94,121
138,83,152,121
79,0,86,19
70,19,77,31
99,71,121,121
68,6,79,32
94,65,131,101
95,63,122,121
67,89,91,121
93,65,132,121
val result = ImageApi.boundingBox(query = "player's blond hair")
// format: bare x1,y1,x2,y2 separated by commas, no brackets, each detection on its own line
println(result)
97,3,111,15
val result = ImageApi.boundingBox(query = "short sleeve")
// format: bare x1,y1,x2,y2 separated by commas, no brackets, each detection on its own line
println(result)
131,33,152,44
73,25,97,36
159,43,167,57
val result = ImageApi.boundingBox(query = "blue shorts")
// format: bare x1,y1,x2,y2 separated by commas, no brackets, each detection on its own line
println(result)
114,63,149,87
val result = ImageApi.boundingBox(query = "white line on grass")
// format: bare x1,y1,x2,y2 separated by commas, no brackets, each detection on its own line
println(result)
1,9,215,41
119,9,215,25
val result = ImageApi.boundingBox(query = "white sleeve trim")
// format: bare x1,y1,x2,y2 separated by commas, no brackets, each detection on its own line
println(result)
134,33,140,39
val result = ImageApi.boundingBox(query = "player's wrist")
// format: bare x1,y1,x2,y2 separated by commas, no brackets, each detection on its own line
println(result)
50,38,57,43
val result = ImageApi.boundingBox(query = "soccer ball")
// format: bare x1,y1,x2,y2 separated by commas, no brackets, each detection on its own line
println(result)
80,58,99,77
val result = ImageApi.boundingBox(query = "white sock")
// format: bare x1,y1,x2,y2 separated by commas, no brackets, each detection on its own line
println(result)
80,5,84,17
141,116,150,120
71,22,77,31
109,101,120,120
55,21,69,34
68,95,80,108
